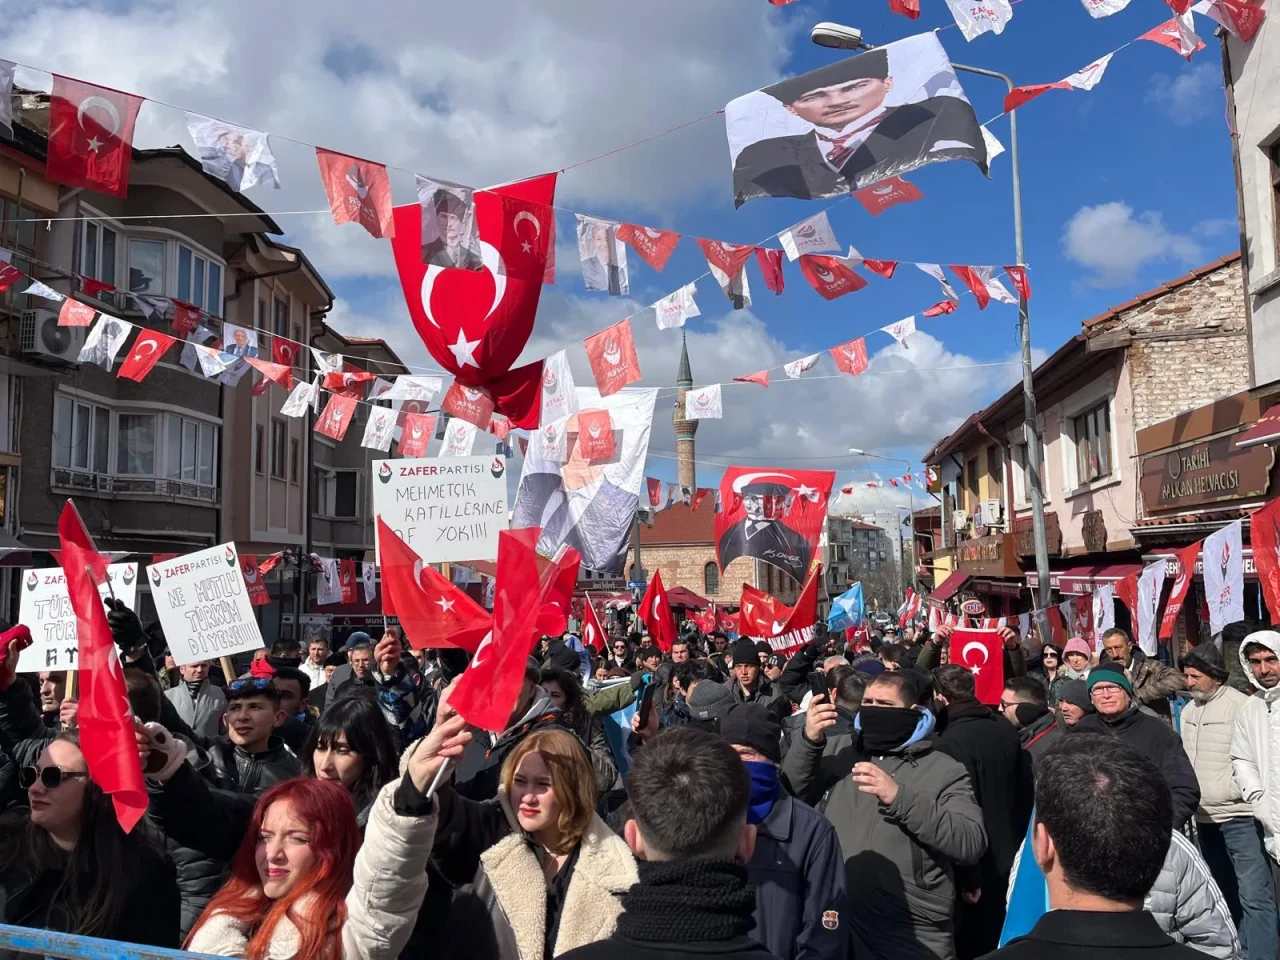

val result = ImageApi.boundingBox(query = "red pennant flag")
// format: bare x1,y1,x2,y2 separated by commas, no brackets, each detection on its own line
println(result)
581,594,609,653
338,558,358,604
323,368,377,398
734,370,770,388
489,415,512,441
171,301,200,335
240,555,272,606
117,329,176,382
398,412,436,458
692,488,712,511
377,518,489,651
889,0,921,17
923,299,959,318
249,376,269,397
737,566,820,655
647,477,662,507
0,262,24,292
441,380,496,430
273,337,300,368
246,357,293,389
46,77,143,197
1200,0,1266,42
315,394,357,441
639,569,678,653
1004,84,1063,113
575,408,615,460
1115,573,1140,631
316,147,395,239
948,629,1005,704
258,552,284,576
584,319,642,397
861,259,899,279
1158,541,1202,641
691,608,716,632
1139,16,1206,59
799,254,867,300
57,502,147,832
950,265,992,310
755,247,786,295
58,298,95,328
696,238,755,278
853,176,924,216
1004,265,1031,301
1251,498,1280,621
517,436,529,457
616,223,681,272
80,276,115,297
830,336,869,376
1165,0,1193,12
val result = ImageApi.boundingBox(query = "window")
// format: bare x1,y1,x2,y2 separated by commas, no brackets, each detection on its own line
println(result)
257,298,267,330
255,424,265,475
162,415,216,485
127,239,164,295
704,562,719,596
176,244,223,316
289,438,300,484
274,298,289,337
1272,142,1280,255
1011,435,1048,507
270,419,287,479
53,396,109,472
81,221,118,288
965,456,980,508
116,414,156,475
312,468,360,518
987,445,1004,498
1072,401,1113,486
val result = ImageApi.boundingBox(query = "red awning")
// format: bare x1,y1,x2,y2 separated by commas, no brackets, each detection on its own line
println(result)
1236,402,1280,449
929,570,970,602
1029,562,1143,595
666,585,710,609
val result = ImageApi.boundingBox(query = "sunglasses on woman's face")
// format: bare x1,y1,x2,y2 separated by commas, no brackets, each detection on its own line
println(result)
19,765,90,790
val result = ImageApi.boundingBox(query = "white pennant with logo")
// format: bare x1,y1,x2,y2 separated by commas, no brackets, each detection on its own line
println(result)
1203,519,1245,635
684,383,723,420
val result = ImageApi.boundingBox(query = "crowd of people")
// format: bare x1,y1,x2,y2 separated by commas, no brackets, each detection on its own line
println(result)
0,597,1277,960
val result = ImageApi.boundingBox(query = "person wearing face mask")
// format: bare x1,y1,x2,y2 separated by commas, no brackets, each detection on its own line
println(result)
1000,677,1059,758
719,704,847,960
782,671,987,960
1177,642,1274,960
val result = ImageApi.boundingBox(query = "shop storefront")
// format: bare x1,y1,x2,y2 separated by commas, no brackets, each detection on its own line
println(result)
933,533,1026,618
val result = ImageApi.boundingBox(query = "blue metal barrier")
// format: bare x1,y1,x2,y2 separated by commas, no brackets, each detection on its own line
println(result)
0,924,212,960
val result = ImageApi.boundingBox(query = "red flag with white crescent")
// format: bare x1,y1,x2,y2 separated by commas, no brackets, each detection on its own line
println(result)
734,370,770,388
273,337,300,369
948,629,1004,704
737,565,820,655
616,223,681,272
117,329,177,382
377,518,488,651
581,594,609,653
639,569,678,653
246,357,293,390
799,254,867,301
46,76,143,197
755,247,785,295
1159,541,1202,641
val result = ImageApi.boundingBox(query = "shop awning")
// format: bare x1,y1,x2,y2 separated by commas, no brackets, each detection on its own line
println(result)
666,585,710,609
1235,402,1280,449
1028,562,1143,595
929,570,970,603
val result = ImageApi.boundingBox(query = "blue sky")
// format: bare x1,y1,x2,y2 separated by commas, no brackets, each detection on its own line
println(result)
2,0,1240,513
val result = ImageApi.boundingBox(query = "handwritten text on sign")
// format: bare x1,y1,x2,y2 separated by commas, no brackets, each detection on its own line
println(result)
149,543,263,667
16,563,139,672
372,455,508,564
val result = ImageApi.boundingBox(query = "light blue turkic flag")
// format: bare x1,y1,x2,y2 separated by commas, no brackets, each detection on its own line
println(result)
828,582,865,632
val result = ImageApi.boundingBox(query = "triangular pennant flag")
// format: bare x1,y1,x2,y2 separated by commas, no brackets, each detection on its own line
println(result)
194,344,237,378
684,384,723,420
917,263,961,305
697,239,753,310
923,299,959,318
982,127,1006,165
280,377,320,418
880,316,917,348
655,283,701,331
615,223,680,272
1140,12,1206,59
246,357,293,390
778,210,840,261
117,328,177,382
26,279,66,302
755,247,785,295
734,370,770,388
784,354,820,379
1004,53,1115,112
830,337,869,376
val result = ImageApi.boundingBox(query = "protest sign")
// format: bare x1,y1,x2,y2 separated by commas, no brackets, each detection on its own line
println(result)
148,543,263,666
372,455,509,564
17,563,139,672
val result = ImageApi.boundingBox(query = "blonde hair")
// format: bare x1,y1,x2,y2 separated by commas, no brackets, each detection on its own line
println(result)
501,728,597,853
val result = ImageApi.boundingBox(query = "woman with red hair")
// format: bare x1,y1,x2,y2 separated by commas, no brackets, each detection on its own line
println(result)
183,711,469,960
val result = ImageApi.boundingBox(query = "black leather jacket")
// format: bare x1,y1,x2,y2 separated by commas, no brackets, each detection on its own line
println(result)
206,735,300,793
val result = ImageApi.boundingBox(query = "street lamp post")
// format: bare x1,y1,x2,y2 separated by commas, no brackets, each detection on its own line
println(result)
818,23,1052,609
849,448,918,600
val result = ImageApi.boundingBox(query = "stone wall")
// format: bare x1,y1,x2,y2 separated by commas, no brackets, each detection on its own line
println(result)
641,544,757,604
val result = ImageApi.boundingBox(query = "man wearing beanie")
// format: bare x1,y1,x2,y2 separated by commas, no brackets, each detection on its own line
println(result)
1099,627,1185,719
720,705,847,960
1054,679,1091,727
1076,664,1200,830
724,636,788,719
1179,642,1274,960
688,679,736,728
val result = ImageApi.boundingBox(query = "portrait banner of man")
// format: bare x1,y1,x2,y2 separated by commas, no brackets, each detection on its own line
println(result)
222,322,259,359
77,315,130,371
725,32,988,207
415,175,483,270
714,466,835,582
185,113,280,193
575,215,630,296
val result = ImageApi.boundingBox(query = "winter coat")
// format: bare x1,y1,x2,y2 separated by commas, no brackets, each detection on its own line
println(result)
186,775,437,960
205,735,300,792
747,792,848,960
1180,684,1252,823
781,728,987,960
722,675,790,721
1231,629,1280,859
1075,706,1200,830
993,908,1212,960
1143,830,1239,958
778,642,824,706
1103,647,1185,718
453,691,570,802
164,679,227,740
916,640,1027,679
1017,711,1060,760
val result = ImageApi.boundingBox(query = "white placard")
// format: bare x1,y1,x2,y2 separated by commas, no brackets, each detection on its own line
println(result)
17,563,139,672
372,455,509,564
148,543,263,666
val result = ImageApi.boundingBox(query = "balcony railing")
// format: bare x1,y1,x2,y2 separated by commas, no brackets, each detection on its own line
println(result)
51,469,220,505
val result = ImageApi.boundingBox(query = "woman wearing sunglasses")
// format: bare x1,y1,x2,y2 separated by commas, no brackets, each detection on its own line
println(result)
0,733,180,948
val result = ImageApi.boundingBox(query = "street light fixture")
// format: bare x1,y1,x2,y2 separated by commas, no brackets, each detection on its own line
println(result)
826,25,1053,608
849,447,919,599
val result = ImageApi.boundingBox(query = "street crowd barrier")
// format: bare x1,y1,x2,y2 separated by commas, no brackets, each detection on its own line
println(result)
0,924,213,960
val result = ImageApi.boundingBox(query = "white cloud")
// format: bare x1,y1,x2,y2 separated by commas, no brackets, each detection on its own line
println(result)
1061,201,1204,287
1145,62,1220,126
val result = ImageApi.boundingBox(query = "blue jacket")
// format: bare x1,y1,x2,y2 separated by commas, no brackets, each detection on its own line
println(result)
747,791,849,960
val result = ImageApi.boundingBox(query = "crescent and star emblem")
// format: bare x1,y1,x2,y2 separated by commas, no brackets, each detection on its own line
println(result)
513,210,541,253
419,240,507,329
961,640,990,675
133,337,159,360
77,95,121,152
472,630,495,667
816,266,836,283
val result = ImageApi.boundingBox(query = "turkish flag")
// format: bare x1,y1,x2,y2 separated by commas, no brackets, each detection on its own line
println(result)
246,357,293,390
698,238,754,278
258,552,284,576
377,518,489,651
240,555,271,606
46,77,143,197
81,276,115,297
338,558,358,604
889,0,922,17
755,247,785,295
854,176,924,216
323,368,377,399
1165,0,1193,12
117,329,176,382
799,254,867,300
57,502,147,832
692,488,711,511
949,629,1005,704
830,336,869,376
0,263,25,292
581,594,609,653
1200,0,1266,42
441,380,496,430
273,337,300,368
647,477,662,507
639,569,678,653
391,174,556,399
861,259,899,279
691,609,716,632
1005,265,1031,301
951,265,993,309
397,412,435,457
734,370,769,388
584,319,642,397
451,529,580,731
616,223,680,272
1251,498,1280,621
315,394,357,441
575,408,615,460
923,299,959,318
1115,573,1141,632
59,298,95,328
316,147,395,239
1140,15,1206,59
1159,541,1202,640
171,301,201,335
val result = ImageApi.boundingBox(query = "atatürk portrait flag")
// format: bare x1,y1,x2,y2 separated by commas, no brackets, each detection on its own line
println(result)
714,467,834,582
725,33,988,207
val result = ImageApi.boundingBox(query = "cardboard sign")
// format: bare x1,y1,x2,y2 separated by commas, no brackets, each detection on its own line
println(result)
148,543,263,666
372,455,509,565
17,563,139,672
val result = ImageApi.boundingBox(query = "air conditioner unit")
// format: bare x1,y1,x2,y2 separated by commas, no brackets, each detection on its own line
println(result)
21,309,87,361
952,509,969,532
983,498,1005,529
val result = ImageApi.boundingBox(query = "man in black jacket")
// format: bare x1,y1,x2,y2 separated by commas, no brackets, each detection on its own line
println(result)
1000,676,1059,759
932,665,1034,959
985,735,1205,960
207,677,300,791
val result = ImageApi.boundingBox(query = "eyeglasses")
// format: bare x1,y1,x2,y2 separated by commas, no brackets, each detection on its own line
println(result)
228,677,273,694
998,699,1017,711
20,765,89,790
1090,683,1123,696
1042,654,1060,661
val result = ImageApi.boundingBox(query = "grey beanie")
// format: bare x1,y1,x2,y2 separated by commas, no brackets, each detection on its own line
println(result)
687,680,735,722
1179,643,1229,684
